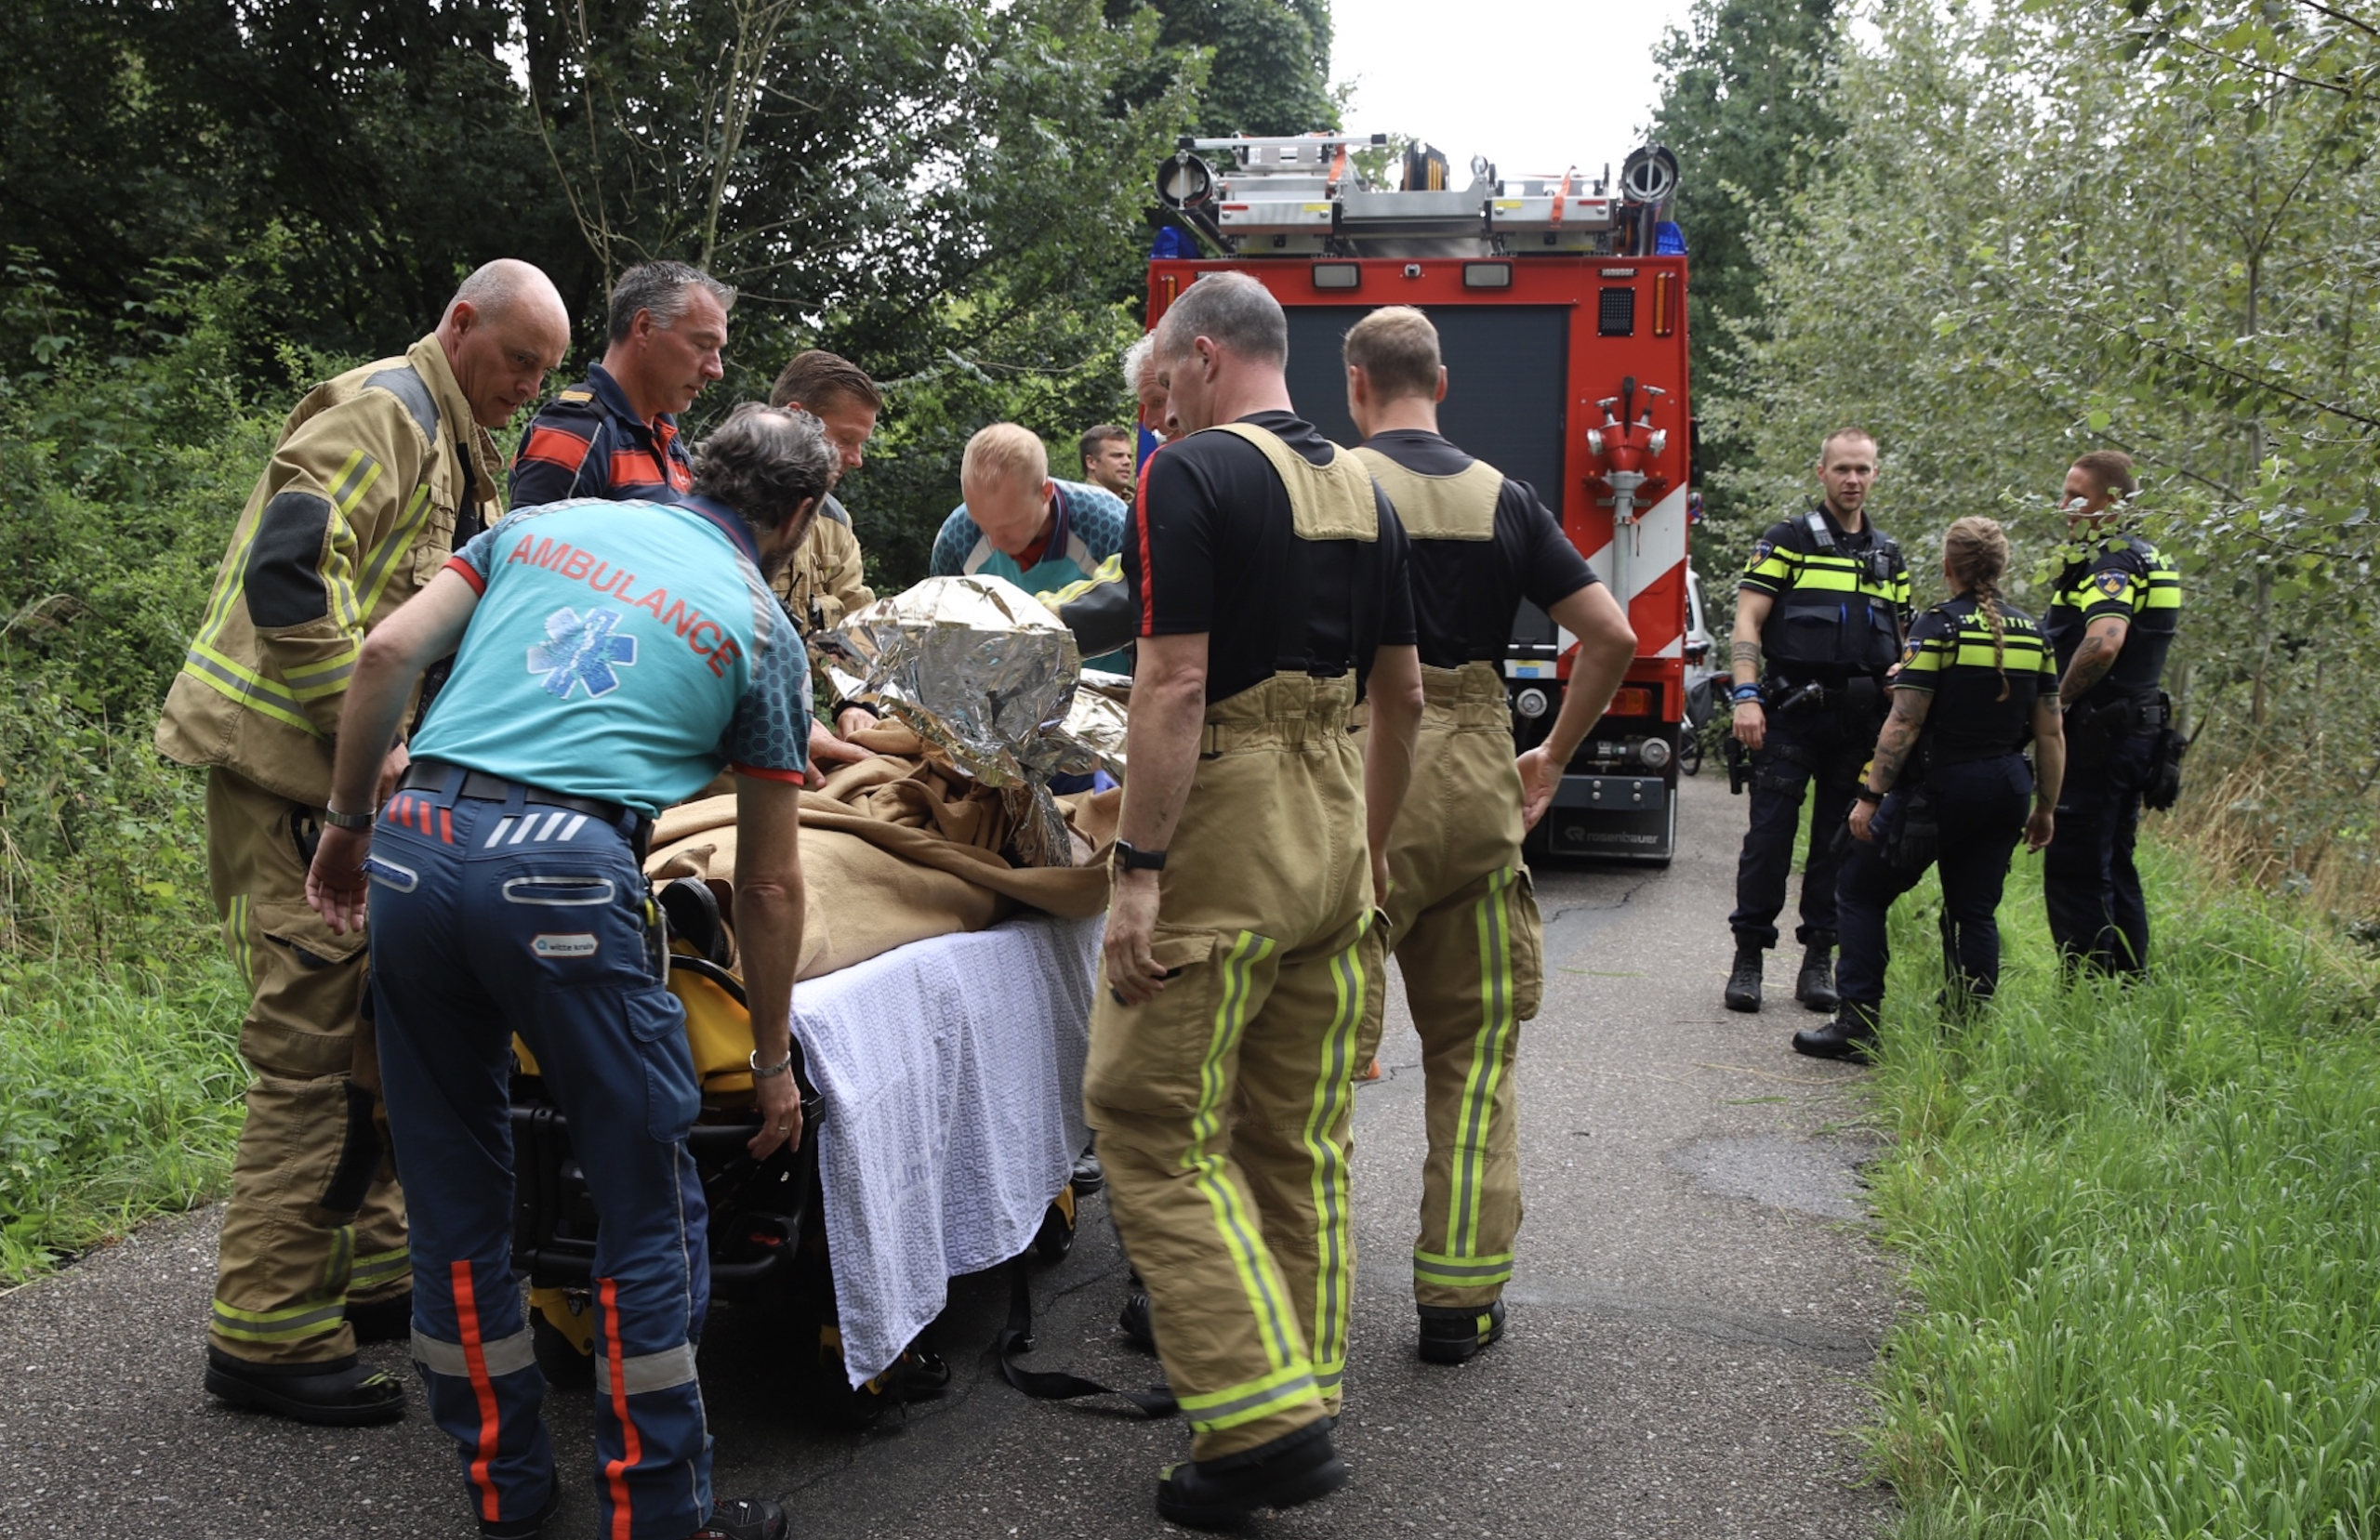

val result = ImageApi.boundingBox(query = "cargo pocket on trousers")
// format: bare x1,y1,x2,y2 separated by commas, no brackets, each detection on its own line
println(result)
627,986,701,1142
1508,867,1545,1023
1085,926,1226,1115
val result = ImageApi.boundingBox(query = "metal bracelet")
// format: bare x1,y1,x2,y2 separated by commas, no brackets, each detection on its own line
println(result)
749,1046,794,1080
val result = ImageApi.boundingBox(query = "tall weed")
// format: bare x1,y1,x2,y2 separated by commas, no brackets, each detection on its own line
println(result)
1864,842,2380,1539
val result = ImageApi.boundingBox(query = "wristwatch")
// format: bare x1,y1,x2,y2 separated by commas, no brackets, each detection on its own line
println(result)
749,1046,794,1080
1112,839,1167,873
1855,785,1885,806
322,804,375,831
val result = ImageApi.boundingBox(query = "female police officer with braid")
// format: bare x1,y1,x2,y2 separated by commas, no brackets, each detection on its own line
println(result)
1793,518,2067,1060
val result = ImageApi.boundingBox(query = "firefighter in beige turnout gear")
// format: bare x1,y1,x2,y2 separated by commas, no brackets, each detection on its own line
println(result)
1091,272,1423,1529
156,259,569,1425
1343,307,1638,1361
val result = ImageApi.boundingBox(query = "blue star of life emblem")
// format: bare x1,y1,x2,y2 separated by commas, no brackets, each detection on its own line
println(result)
526,606,637,699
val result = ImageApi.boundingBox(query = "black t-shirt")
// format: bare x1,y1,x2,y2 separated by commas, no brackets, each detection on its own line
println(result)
2045,533,2182,708
1359,429,1597,669
1125,412,1417,704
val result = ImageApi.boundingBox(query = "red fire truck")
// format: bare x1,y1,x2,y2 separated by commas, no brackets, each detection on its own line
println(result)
1143,132,1699,862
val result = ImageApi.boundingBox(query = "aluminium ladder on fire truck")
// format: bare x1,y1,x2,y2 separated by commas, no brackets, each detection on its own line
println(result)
1143,133,1700,862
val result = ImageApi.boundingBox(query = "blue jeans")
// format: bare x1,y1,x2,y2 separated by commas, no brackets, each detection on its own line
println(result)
2043,731,2154,976
1834,754,2032,1017
368,773,713,1539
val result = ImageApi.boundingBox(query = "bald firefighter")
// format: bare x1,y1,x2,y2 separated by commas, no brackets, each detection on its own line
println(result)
157,260,570,1423
1343,307,1637,1360
1091,271,1423,1526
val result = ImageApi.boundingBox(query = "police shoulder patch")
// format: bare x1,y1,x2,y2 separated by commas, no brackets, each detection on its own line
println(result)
1750,540,1774,566
1900,639,1921,665
2095,569,2133,599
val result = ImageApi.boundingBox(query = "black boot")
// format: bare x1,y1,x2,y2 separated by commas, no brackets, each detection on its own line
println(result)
204,1345,405,1426
1724,940,1764,1013
691,1497,788,1540
1792,1001,1880,1061
1155,1420,1347,1529
1417,1298,1507,1364
1117,1278,1156,1352
1793,945,1838,1013
345,1289,413,1345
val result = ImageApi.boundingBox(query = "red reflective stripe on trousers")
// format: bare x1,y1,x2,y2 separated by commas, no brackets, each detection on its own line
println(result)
451,1260,504,1523
440,806,454,844
600,1278,639,1540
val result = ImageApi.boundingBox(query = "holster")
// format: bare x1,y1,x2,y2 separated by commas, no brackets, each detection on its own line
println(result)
1885,784,1941,872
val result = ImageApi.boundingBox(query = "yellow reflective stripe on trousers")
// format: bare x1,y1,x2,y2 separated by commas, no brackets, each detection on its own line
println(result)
1173,1361,1320,1436
1300,918,1368,1391
1413,1247,1514,1287
1181,930,1301,1376
351,1246,410,1288
1448,868,1519,1259
224,894,254,990
212,1295,348,1343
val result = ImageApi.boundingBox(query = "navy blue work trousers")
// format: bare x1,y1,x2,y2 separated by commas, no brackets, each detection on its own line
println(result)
1729,704,1875,951
1834,754,2032,1017
367,772,714,1540
2043,731,2154,977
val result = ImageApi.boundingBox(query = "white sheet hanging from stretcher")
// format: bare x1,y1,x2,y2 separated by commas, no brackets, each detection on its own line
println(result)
790,911,1100,1387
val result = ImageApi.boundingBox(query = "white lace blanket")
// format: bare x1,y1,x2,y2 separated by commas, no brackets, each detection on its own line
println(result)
789,912,1099,1386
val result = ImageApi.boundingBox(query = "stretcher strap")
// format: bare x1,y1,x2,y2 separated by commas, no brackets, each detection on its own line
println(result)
994,1258,1177,1418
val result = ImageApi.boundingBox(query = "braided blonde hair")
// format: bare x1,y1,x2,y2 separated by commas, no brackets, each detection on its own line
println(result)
1943,516,2013,701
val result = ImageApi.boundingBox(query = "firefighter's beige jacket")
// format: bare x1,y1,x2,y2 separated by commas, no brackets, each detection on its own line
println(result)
156,336,505,806
773,497,874,636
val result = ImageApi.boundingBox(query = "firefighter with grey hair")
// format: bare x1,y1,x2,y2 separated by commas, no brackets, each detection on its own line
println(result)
509,259,735,508
1083,270,1424,1526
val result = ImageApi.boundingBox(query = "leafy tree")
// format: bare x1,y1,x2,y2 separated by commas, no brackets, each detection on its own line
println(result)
1645,0,1843,547
1108,0,1338,136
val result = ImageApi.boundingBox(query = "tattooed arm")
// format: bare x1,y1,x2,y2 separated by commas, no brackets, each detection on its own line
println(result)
2058,615,2130,707
1848,688,1934,843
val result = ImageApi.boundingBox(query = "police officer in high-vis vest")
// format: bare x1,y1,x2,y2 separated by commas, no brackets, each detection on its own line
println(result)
1725,429,1911,1015
2043,449,2182,978
1341,307,1637,1361
1092,272,1423,1528
1795,518,2066,1060
931,422,1133,672
300,403,826,1540
156,260,570,1423
507,261,732,509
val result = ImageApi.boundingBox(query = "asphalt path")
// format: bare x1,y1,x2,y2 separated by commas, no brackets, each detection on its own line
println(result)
0,770,1896,1539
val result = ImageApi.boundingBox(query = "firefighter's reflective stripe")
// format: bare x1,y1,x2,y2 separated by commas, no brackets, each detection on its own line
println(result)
1300,918,1369,1395
1174,1362,1321,1437
224,893,256,989
180,641,321,734
351,1244,411,1291
592,1341,700,1398
210,1295,347,1344
1185,931,1300,1374
1448,868,1520,1260
414,1324,537,1381
356,485,437,616
1411,1249,1516,1287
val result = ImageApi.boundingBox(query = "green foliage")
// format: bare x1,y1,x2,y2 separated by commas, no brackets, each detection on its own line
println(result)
1703,0,2380,898
1863,846,2380,1537
0,959,247,1281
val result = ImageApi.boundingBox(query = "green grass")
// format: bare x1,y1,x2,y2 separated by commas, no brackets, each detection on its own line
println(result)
0,954,246,1282
1862,840,2380,1538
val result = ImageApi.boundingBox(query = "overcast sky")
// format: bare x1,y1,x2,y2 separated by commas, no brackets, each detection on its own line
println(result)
1330,0,1702,181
